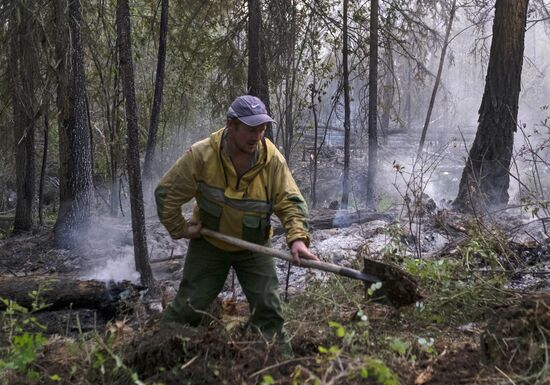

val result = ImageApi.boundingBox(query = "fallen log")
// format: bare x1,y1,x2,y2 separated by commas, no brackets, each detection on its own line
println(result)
272,208,394,234
0,275,142,317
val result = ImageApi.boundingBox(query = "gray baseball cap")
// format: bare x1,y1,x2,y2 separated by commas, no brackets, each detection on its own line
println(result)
227,95,275,126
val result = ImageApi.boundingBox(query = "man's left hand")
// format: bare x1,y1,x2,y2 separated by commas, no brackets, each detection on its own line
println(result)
290,240,319,265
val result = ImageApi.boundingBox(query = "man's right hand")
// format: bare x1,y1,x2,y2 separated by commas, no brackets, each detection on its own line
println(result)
183,220,202,239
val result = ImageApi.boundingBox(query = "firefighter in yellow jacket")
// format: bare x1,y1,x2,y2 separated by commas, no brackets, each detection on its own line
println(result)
155,95,318,344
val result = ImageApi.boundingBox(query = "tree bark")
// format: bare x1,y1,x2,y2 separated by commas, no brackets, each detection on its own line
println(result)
341,0,351,209
247,0,273,141
310,56,319,209
379,39,394,139
454,0,529,210
143,0,169,182
39,102,49,226
117,0,155,288
0,276,140,318
366,0,379,209
53,0,94,249
10,1,38,234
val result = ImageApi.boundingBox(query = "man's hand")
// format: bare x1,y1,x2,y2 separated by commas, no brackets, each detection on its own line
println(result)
290,240,318,265
183,220,202,239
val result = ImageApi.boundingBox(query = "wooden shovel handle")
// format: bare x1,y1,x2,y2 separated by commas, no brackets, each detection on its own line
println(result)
200,228,380,284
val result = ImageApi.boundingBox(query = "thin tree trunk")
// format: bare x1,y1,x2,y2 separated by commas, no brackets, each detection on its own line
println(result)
366,0,379,208
110,56,122,217
380,37,394,139
247,0,273,141
11,1,38,234
143,0,169,181
311,68,319,209
117,0,155,287
417,0,457,155
454,0,529,210
406,64,411,130
341,0,351,209
39,102,49,226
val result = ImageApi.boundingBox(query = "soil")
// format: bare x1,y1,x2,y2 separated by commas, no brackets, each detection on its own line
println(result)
1,205,549,384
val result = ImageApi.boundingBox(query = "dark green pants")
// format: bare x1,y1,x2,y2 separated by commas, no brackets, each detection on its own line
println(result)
162,237,285,340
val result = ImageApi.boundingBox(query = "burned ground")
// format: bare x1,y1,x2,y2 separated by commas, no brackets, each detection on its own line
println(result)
1,206,549,384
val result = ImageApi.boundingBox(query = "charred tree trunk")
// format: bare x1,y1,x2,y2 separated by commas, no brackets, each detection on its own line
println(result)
117,0,155,288
341,0,351,209
143,0,169,182
0,276,140,318
366,0,379,208
454,0,529,210
10,2,38,234
53,0,94,249
247,0,273,141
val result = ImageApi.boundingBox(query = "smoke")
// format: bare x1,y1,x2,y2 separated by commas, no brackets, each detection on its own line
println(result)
78,216,141,283
80,246,141,283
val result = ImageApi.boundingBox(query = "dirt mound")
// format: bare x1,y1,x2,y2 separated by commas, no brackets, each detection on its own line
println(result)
122,323,294,385
481,293,550,376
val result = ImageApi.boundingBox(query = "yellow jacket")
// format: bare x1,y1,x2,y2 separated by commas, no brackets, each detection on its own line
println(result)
155,128,310,251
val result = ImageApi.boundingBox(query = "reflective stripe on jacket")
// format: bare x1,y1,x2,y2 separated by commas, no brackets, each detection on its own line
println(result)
155,127,310,251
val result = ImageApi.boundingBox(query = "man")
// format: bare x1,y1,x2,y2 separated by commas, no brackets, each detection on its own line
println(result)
155,95,317,345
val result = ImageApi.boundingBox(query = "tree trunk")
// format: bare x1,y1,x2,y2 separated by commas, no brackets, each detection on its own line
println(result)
310,64,319,209
454,0,529,210
143,0,169,182
39,102,49,226
417,0,457,155
117,0,155,288
379,37,394,140
53,0,94,249
341,0,351,209
247,0,273,141
366,0,379,208
110,58,122,217
11,1,38,234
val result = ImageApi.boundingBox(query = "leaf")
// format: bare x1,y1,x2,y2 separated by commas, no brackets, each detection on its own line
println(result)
261,374,275,385
328,321,345,337
389,338,410,356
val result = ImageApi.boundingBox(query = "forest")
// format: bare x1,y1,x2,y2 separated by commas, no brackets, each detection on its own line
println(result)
0,0,549,384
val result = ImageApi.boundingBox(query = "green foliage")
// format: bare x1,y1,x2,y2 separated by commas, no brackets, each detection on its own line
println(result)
291,320,400,385
388,337,410,358
260,374,275,385
405,257,509,325
0,332,47,372
0,287,50,380
457,219,511,270
361,358,401,385
382,224,408,263
416,337,436,357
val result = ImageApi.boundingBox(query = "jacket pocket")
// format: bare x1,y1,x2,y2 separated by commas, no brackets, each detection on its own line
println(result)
197,196,222,231
242,215,270,245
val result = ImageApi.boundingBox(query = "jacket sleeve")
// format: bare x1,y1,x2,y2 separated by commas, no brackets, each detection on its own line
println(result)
271,157,311,247
155,149,197,239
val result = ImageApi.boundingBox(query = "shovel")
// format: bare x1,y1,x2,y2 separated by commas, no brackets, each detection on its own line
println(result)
200,228,422,307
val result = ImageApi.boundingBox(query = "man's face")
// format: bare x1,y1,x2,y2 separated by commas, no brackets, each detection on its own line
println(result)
228,120,266,155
